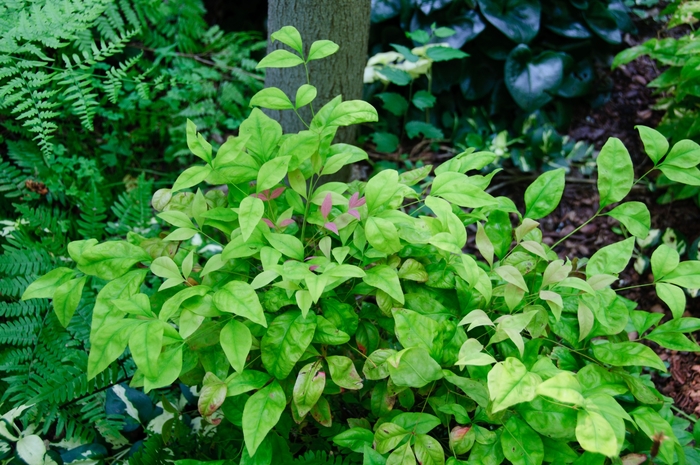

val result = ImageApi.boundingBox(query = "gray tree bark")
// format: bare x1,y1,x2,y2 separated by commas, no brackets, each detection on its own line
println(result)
265,0,371,144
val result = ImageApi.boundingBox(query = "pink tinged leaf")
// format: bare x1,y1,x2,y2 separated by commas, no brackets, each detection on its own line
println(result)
305,256,318,261
348,209,361,220
324,222,339,235
270,186,286,200
309,265,319,271
262,218,275,228
258,190,271,201
279,218,295,227
349,192,366,208
321,193,333,219
450,425,471,440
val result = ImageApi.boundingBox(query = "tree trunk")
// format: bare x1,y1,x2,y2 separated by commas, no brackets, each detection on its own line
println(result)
265,0,371,144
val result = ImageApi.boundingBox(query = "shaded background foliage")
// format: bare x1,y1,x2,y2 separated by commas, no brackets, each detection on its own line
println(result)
3,0,698,463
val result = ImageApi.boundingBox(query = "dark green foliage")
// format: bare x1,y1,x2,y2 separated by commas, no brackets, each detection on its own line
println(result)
366,0,629,170
612,1,700,206
0,0,262,452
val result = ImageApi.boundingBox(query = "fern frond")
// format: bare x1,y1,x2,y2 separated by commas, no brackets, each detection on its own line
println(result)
106,174,154,236
0,244,54,276
293,451,353,465
129,434,173,465
0,301,43,318
0,316,40,344
0,160,26,198
77,181,108,239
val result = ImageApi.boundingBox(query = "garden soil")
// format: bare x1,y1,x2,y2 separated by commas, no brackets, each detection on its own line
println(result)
365,15,700,415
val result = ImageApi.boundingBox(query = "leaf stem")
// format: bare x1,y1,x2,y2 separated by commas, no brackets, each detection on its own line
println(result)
551,211,600,249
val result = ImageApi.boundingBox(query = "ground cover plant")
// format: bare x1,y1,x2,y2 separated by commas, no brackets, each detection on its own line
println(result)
612,0,700,208
0,0,263,457
14,25,700,464
365,0,635,172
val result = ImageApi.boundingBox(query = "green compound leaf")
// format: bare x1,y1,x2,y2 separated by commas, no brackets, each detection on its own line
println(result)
651,244,680,280
606,202,651,239
575,410,618,457
662,260,700,288
405,121,444,140
636,125,668,164
308,40,339,61
524,168,565,220
295,84,317,108
488,357,542,412
597,137,633,208
592,342,666,372
213,281,266,327
239,109,283,162
128,320,163,379
172,164,212,192
238,196,265,242
327,100,378,127
586,237,635,277
388,347,443,388
501,415,544,465
257,156,291,193
52,275,87,327
293,360,325,417
366,217,402,255
256,49,304,69
220,319,253,373
77,241,151,280
535,372,584,405
412,90,436,111
22,267,77,300
226,370,272,397
655,282,686,319
333,427,374,453
425,46,468,62
270,26,303,54
393,308,440,357
387,441,416,465
88,319,141,380
261,311,317,379
186,119,213,163
250,87,294,110
413,434,444,465
363,265,404,304
431,171,496,208
242,381,286,457
392,413,441,434
662,139,700,169
375,423,410,454
327,355,363,390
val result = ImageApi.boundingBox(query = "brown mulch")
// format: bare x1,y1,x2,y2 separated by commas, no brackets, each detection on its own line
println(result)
364,11,700,414
560,17,700,414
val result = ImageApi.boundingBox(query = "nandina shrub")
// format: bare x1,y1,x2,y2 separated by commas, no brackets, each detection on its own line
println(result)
23,26,700,465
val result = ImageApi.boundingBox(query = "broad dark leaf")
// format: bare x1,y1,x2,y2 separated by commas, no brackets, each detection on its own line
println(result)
583,1,622,44
556,57,594,98
505,44,565,111
545,0,592,38
371,0,402,23
478,0,542,44
460,60,498,100
410,10,486,49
